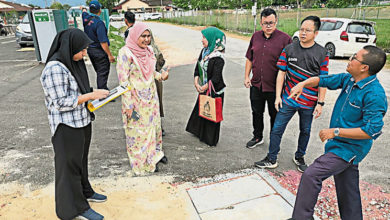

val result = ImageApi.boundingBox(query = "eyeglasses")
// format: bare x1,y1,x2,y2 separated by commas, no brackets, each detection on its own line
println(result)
349,53,369,65
299,28,315,33
261,21,275,27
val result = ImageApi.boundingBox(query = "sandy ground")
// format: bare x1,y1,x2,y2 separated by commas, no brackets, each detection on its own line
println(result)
0,175,198,220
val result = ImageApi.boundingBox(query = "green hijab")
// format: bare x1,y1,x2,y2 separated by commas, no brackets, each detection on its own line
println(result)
201,27,226,52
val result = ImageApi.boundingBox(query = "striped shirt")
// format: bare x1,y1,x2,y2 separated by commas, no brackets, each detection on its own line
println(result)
40,61,91,135
277,41,329,109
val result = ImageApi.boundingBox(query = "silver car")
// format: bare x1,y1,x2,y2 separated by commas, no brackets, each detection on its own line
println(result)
16,15,34,47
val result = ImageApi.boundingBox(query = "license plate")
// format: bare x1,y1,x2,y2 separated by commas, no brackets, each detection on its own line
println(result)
356,37,368,43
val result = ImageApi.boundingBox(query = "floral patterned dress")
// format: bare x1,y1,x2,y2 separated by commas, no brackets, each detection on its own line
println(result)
117,46,164,175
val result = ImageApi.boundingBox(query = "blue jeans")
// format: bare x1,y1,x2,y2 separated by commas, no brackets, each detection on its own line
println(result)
267,104,314,161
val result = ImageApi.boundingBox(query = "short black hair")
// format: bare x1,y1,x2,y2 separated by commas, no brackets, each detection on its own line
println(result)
362,45,387,75
90,7,100,14
125,11,135,23
260,8,277,18
301,15,321,31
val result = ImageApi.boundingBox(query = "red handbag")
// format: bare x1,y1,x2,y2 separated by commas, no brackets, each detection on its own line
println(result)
198,81,223,123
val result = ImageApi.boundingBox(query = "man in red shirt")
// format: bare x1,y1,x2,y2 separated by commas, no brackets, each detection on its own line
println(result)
244,8,292,149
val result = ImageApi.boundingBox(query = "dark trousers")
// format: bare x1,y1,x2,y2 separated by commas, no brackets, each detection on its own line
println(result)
88,47,110,90
293,152,362,220
250,86,277,140
52,124,95,220
267,104,314,161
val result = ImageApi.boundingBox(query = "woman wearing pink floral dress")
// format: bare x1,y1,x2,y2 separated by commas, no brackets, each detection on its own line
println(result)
116,22,169,175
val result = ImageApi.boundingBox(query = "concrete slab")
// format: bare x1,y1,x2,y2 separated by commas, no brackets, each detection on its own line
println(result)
199,194,293,220
187,174,276,214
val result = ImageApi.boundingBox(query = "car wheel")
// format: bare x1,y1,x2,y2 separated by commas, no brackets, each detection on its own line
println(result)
325,43,336,58
293,37,299,43
110,19,113,22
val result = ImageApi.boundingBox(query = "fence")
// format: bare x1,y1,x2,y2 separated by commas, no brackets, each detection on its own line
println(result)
2,25,16,35
162,6,390,36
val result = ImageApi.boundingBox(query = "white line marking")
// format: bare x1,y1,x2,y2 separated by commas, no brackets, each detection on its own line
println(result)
1,40,15,44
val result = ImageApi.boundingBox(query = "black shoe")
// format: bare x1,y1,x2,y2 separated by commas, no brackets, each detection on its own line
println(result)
293,156,308,173
159,156,168,164
254,156,278,169
246,137,264,149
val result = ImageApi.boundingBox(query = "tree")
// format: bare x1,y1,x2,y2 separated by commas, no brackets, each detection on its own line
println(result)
326,0,360,8
86,0,116,12
63,4,72,11
50,1,64,10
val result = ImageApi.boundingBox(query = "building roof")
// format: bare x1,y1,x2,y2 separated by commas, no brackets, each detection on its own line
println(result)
0,0,32,12
141,0,172,6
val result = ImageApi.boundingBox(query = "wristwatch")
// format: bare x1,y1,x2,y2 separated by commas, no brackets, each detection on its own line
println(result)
334,128,340,137
317,101,325,106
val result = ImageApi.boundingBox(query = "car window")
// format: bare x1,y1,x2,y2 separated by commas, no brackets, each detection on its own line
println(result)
320,21,336,31
335,21,343,30
22,15,29,23
347,23,375,35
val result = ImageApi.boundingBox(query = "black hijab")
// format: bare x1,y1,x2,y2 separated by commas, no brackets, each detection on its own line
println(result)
46,28,93,94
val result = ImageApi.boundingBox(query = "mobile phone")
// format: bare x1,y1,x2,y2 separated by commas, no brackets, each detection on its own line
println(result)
130,110,140,121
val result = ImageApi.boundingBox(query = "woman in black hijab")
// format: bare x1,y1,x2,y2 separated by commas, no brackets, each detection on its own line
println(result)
41,29,108,220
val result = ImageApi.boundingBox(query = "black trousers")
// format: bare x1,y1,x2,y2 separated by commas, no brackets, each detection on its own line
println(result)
52,123,95,220
250,86,277,140
88,47,110,90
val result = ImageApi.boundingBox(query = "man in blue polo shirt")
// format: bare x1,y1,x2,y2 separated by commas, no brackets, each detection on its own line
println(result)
82,1,115,91
287,46,387,220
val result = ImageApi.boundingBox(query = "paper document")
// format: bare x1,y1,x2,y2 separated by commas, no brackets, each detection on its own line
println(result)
88,83,130,112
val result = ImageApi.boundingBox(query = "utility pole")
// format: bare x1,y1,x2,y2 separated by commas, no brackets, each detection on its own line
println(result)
252,0,257,33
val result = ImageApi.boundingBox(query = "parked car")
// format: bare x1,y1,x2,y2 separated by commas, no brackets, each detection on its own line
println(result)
15,15,34,47
292,18,376,58
109,14,124,22
145,13,162,20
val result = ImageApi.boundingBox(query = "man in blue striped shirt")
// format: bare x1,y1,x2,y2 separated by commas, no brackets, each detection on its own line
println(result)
254,16,328,172
288,46,387,220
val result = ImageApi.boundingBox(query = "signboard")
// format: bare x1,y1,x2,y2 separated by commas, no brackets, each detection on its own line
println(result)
34,12,49,22
252,5,257,16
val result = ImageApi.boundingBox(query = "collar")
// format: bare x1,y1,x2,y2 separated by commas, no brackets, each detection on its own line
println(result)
261,30,276,39
354,74,377,89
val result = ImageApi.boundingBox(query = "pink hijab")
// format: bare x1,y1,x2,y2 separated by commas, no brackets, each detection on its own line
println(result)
126,22,156,80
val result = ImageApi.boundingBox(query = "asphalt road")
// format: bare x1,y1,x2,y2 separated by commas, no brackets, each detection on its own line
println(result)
0,24,389,193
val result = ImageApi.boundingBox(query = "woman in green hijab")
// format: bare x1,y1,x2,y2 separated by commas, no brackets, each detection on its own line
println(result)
185,27,226,147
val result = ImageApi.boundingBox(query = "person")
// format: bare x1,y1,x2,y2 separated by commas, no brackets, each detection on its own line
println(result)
116,22,169,175
254,16,329,172
185,27,226,147
287,46,387,220
0,23,8,36
244,8,292,149
82,1,115,91
124,11,135,40
124,12,167,136
40,29,109,220
149,32,167,136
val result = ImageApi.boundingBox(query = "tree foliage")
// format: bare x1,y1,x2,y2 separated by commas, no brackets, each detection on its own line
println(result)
86,0,116,12
326,0,360,8
50,1,64,9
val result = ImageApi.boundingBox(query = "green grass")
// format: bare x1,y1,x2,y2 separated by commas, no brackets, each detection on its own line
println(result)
371,19,390,52
108,25,125,59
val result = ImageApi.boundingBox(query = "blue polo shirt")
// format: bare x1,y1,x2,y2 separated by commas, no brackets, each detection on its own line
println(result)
82,12,109,48
319,73,387,164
